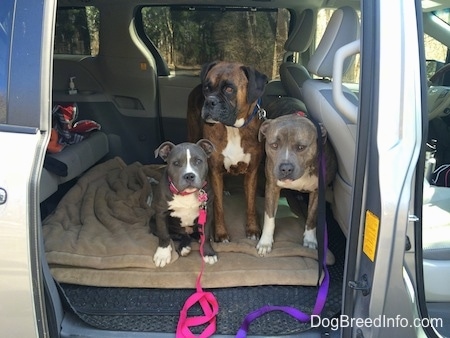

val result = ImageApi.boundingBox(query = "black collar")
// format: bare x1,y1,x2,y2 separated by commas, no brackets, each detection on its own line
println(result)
238,98,266,128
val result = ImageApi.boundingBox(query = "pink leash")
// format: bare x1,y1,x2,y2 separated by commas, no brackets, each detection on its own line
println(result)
176,189,219,338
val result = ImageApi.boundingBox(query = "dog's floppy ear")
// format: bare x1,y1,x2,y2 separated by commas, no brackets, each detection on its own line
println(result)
154,141,176,161
196,139,215,158
318,123,328,144
241,66,268,104
200,61,218,84
258,119,271,142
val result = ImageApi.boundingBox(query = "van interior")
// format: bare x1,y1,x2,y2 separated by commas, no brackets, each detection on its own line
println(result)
36,0,450,336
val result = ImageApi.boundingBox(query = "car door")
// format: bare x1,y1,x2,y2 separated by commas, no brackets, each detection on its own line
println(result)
341,0,429,336
0,0,54,336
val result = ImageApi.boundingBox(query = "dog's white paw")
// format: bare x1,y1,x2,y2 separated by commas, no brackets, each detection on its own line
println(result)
303,228,318,249
180,246,191,257
256,237,273,256
247,234,259,241
153,245,172,267
203,255,218,265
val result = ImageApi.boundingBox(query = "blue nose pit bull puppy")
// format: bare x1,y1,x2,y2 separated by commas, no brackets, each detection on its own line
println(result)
257,113,337,255
152,140,217,267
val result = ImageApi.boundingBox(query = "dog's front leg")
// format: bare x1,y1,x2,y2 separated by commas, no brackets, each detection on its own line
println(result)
202,214,218,264
257,176,280,256
303,191,319,249
210,170,229,242
153,212,172,267
244,169,261,240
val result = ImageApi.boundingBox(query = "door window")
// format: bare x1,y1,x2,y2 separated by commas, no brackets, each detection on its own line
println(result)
54,6,99,56
0,0,14,124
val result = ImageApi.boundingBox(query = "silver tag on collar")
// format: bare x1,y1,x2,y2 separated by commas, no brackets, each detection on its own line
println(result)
257,104,267,120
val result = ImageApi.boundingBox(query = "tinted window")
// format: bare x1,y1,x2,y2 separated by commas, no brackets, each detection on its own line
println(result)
141,6,290,79
0,0,14,124
54,7,99,56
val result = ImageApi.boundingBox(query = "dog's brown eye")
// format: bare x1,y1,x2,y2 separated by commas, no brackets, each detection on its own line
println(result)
270,143,278,149
173,160,181,167
224,86,233,94
297,145,306,151
194,158,202,165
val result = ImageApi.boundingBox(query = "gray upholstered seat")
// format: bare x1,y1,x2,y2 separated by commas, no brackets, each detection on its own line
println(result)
302,6,360,235
422,179,450,301
40,131,109,202
279,9,315,102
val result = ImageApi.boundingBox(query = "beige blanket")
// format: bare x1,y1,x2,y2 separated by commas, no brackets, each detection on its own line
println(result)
43,157,334,288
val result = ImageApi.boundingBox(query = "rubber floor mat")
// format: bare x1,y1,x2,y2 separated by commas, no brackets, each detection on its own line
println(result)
59,207,345,335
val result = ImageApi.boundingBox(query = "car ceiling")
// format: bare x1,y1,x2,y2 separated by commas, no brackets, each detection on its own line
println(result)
57,0,450,13
58,0,360,11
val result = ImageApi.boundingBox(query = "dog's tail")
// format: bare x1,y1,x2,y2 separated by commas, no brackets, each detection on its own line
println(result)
186,84,204,143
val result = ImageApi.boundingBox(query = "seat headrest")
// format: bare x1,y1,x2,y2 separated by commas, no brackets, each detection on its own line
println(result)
307,6,359,78
284,9,315,53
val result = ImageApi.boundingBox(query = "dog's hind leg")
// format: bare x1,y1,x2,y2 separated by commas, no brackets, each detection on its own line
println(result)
244,169,261,240
186,84,204,143
177,235,193,257
210,170,230,242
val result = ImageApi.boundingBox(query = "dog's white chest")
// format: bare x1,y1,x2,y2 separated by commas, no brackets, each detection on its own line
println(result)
222,126,251,171
168,194,201,227
277,173,318,192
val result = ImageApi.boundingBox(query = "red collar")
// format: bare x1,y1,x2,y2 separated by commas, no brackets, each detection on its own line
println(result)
168,178,207,196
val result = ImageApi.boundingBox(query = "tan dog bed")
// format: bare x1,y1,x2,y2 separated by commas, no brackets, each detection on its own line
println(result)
43,157,334,288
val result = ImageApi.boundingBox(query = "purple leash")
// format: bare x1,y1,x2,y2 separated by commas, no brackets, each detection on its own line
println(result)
236,121,330,337
235,231,329,338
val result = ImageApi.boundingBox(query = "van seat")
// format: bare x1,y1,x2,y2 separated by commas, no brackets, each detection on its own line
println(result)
422,180,450,302
40,131,109,202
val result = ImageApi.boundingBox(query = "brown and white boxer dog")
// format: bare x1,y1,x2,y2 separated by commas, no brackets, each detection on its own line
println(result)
256,101,337,255
152,140,217,267
187,61,268,242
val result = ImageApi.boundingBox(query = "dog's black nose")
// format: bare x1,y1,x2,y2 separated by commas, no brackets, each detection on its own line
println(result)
205,96,219,108
279,163,294,177
183,172,196,182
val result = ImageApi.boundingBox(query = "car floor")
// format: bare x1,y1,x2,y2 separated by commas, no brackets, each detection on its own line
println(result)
427,303,450,336
53,198,346,336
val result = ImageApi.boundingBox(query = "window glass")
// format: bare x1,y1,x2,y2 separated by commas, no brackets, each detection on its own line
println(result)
434,8,450,25
54,7,99,56
315,8,360,85
141,6,290,80
0,0,14,124
424,33,448,80
424,34,447,62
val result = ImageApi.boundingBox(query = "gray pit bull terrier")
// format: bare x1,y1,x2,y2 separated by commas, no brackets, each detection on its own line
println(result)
256,110,337,256
152,140,217,267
